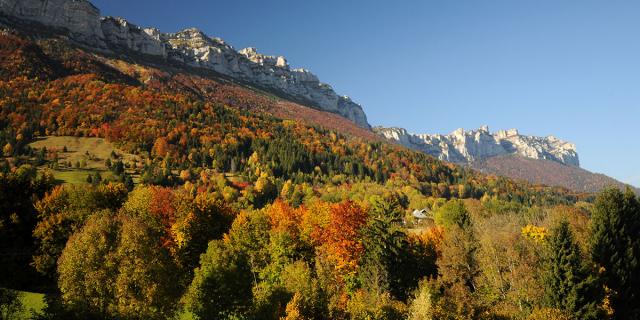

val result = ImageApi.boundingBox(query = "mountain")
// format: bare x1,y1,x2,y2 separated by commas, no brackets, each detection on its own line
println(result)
375,125,579,166
0,0,621,198
377,126,638,194
0,0,370,128
476,155,638,194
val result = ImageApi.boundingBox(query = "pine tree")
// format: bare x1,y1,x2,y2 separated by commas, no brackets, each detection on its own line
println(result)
543,220,602,319
590,188,640,320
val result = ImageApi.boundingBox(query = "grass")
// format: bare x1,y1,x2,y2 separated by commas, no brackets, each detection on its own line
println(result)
49,168,105,184
10,290,195,319
28,136,140,185
2,291,47,320
178,310,196,320
20,291,45,318
29,136,139,169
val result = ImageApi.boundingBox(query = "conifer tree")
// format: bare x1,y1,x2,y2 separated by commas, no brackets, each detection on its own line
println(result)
590,188,640,320
543,220,602,319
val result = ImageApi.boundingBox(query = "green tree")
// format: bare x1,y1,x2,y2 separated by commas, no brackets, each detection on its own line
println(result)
114,216,180,319
360,194,429,301
434,199,471,230
33,184,128,279
182,240,253,319
543,220,602,320
172,192,235,275
435,203,480,319
0,288,23,320
0,165,54,289
57,213,119,318
58,212,181,319
590,188,640,320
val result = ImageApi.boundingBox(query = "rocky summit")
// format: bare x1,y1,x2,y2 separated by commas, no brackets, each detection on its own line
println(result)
0,0,370,128
376,125,580,167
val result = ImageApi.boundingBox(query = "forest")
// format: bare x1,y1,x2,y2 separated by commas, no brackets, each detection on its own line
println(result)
1,33,639,320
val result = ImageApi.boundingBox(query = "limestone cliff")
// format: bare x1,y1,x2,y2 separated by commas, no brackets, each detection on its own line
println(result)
376,126,580,166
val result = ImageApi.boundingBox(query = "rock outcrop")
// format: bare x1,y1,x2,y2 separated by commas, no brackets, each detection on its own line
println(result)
376,126,580,167
0,0,105,47
100,17,166,57
0,0,370,128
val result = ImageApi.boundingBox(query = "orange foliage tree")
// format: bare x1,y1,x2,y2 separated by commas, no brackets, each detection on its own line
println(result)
315,201,367,283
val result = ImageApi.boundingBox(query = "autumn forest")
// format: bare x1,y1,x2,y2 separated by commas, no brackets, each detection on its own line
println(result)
1,30,640,320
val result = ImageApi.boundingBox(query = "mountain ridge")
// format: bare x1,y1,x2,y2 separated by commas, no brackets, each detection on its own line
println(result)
375,125,579,166
0,0,370,128
376,125,638,194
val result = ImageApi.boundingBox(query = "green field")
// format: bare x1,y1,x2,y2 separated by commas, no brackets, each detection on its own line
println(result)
10,291,195,319
0,291,47,320
29,136,137,169
49,168,111,185
28,136,140,185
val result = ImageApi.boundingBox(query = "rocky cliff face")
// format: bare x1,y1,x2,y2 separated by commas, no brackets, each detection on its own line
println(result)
0,0,370,128
376,126,580,167
0,0,105,47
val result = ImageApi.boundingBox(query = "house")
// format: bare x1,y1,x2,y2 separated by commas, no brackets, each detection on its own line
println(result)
412,208,430,219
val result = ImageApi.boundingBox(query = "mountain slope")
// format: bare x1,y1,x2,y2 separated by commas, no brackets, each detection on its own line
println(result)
0,0,370,128
377,126,636,194
0,31,583,204
475,155,638,194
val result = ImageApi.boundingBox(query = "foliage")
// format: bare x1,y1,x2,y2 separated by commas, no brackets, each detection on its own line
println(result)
32,183,128,279
542,220,603,320
0,288,23,320
434,199,471,230
0,165,54,289
590,188,640,320
182,240,253,320
57,213,120,318
0,32,624,320
521,225,547,242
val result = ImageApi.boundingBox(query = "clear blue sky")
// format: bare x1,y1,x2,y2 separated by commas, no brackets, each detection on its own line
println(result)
93,0,640,187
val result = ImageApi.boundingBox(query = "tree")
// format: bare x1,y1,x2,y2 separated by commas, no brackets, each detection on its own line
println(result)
527,308,572,320
543,220,602,319
590,188,640,320
33,184,128,279
0,288,23,320
152,137,170,157
435,203,480,319
2,143,12,157
434,199,471,230
171,192,235,273
57,213,119,318
58,212,181,319
114,216,180,320
360,195,423,301
279,261,328,320
316,201,367,286
182,240,253,319
408,279,449,320
0,165,54,289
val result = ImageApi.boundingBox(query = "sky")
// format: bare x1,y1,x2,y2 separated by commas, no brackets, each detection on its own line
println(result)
92,0,640,187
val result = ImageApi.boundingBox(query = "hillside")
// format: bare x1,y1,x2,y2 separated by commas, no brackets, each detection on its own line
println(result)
376,125,637,194
474,155,639,195
0,0,370,128
0,31,582,202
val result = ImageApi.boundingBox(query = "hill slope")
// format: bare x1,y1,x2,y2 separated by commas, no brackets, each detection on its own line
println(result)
0,0,370,128
377,126,636,194
474,155,639,194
